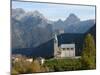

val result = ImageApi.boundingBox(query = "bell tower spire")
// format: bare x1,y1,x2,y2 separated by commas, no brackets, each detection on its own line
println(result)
54,33,58,58
54,33,58,44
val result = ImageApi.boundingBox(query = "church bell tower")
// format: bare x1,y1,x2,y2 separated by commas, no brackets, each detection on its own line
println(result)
54,33,58,58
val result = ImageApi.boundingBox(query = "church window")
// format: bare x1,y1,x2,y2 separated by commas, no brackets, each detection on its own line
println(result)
63,48,66,50
71,48,74,50
67,48,70,50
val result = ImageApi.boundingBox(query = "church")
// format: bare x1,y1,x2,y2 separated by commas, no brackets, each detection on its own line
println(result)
53,33,75,58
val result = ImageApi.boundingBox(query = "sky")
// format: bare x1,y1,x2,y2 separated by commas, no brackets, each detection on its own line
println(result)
12,1,96,21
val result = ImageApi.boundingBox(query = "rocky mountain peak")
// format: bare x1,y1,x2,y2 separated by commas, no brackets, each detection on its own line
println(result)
64,13,80,25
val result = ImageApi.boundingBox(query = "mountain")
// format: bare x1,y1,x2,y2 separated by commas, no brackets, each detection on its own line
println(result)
12,8,25,20
53,14,80,30
85,24,96,42
12,8,53,49
53,13,95,33
64,13,80,26
64,19,95,33
12,8,95,49
53,19,64,30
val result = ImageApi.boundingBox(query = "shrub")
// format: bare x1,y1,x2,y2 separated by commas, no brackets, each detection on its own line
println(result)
45,58,82,71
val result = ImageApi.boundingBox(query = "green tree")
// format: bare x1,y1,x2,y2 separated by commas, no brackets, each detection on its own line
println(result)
81,34,96,69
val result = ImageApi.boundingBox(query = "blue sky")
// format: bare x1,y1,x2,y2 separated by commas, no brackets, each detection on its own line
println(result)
12,1,96,21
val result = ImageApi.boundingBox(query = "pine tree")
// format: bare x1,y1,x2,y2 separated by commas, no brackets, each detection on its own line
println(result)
81,34,96,69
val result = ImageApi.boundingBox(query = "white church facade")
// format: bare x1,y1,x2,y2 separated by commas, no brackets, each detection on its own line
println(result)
54,34,75,58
